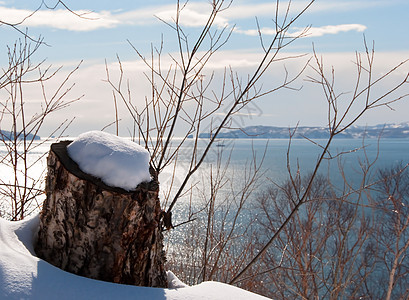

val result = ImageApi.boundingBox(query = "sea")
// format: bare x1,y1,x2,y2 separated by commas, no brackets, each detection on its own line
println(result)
161,137,409,197
0,137,408,217
1,137,408,290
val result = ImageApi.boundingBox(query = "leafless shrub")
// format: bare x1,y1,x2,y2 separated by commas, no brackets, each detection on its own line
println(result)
105,0,313,221
0,1,91,44
374,163,409,300
101,0,409,293
0,37,82,220
165,144,266,289
104,1,316,289
230,36,409,285
252,169,370,298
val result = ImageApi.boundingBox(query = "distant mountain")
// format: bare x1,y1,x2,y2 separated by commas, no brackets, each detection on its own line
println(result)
196,123,409,139
0,130,40,141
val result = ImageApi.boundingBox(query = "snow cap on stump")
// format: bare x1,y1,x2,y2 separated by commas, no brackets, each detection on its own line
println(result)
67,131,151,191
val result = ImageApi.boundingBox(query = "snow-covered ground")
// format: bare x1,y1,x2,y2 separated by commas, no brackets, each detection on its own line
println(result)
0,131,269,299
0,214,269,299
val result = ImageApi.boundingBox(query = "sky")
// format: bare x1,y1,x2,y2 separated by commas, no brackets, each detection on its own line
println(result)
1,0,409,137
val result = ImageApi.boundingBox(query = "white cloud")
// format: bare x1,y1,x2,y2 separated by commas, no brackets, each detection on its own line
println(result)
116,2,229,28
0,1,394,32
155,7,229,28
111,5,174,26
234,27,276,36
236,24,367,37
222,1,389,20
118,1,374,30
0,2,228,32
13,49,408,137
0,1,384,33
222,2,307,19
294,24,367,37
117,1,376,32
0,6,119,31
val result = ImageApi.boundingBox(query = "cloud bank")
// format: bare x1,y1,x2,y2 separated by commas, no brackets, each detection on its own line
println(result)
0,1,380,32
0,6,119,31
235,24,367,37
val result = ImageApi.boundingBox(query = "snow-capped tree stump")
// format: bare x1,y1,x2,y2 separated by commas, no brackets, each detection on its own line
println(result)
34,140,167,287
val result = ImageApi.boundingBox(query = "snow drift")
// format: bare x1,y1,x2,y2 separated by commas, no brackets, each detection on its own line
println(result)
0,130,269,299
0,214,269,299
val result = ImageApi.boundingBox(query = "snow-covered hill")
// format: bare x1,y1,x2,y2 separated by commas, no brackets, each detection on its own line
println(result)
196,123,409,139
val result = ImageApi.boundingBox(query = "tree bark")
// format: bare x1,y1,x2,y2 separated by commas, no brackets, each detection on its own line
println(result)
35,141,167,287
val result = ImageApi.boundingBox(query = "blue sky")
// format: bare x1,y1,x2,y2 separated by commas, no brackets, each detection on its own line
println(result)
1,0,409,136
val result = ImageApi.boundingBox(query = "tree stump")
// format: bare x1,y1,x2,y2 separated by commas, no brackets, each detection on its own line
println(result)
35,141,167,287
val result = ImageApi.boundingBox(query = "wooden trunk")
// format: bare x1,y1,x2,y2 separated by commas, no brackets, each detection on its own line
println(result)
35,141,167,287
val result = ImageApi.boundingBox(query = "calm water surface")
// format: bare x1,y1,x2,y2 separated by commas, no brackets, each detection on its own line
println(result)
0,138,408,215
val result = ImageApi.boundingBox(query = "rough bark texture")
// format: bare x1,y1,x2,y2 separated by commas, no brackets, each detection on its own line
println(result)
35,141,167,287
